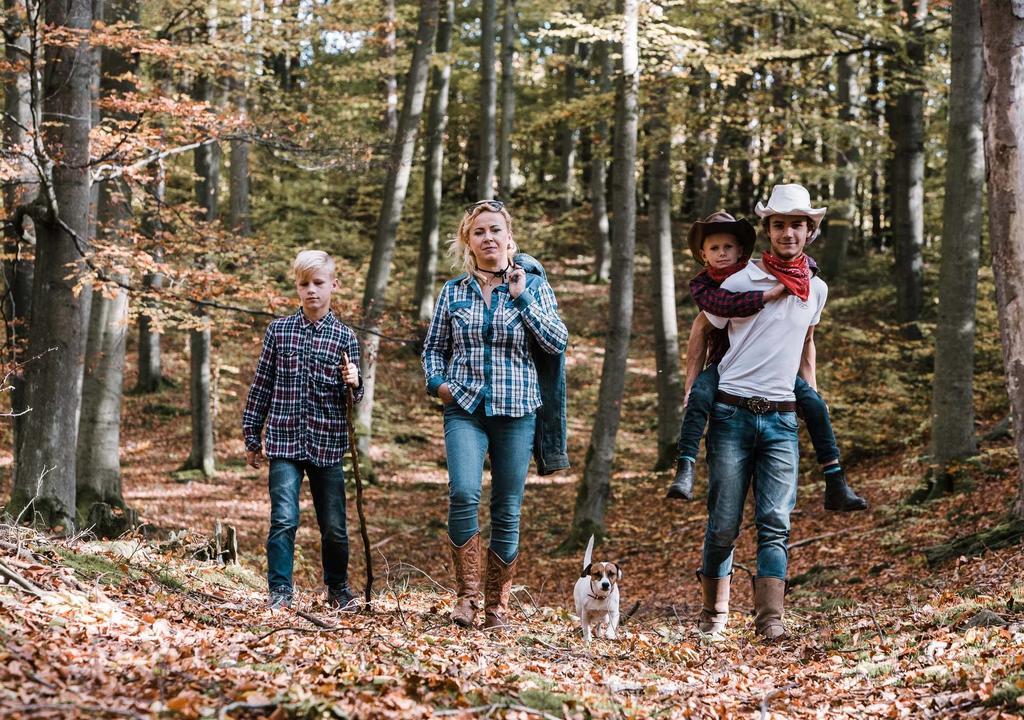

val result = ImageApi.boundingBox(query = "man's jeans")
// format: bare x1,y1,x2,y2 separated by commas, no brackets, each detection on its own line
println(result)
267,458,349,594
701,403,799,580
444,403,536,564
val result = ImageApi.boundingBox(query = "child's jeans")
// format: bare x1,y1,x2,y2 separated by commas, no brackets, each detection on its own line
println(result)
266,459,350,595
676,368,841,467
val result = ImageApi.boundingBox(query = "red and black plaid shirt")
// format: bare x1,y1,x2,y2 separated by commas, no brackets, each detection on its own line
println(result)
690,256,819,365
242,310,363,467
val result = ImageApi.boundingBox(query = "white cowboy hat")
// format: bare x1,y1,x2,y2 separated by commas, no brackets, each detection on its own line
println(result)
754,183,827,229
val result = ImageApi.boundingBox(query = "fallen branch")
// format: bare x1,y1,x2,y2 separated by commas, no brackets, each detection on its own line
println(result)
790,526,873,550
217,699,279,720
0,558,46,596
759,683,798,720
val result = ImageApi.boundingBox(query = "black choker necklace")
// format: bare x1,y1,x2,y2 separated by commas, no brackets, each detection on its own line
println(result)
481,264,511,282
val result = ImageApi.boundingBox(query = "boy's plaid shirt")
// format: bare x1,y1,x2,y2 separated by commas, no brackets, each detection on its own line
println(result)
242,310,363,467
689,270,766,365
422,274,568,416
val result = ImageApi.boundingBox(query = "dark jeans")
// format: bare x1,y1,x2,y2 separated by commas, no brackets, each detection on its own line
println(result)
266,458,349,594
676,368,840,466
443,403,536,564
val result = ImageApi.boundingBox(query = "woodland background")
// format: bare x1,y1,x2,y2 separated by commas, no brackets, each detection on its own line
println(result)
0,0,1023,718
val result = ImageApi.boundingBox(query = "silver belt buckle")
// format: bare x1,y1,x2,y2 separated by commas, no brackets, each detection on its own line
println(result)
748,396,771,414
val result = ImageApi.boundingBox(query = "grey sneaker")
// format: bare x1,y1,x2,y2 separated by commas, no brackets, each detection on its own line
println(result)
327,584,357,611
268,588,293,610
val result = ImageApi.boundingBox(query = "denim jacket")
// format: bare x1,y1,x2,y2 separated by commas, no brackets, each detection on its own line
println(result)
516,254,570,476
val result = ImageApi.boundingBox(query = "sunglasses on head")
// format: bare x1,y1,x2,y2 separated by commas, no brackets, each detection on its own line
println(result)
464,199,505,213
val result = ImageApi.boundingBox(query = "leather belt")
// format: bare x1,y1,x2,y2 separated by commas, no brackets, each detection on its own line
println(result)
716,391,797,414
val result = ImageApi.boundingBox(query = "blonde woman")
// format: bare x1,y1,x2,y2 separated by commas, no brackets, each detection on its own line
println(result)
421,200,568,629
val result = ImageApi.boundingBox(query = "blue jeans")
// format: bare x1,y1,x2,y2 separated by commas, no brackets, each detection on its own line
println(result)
444,403,536,564
677,369,840,467
701,403,799,579
267,458,349,594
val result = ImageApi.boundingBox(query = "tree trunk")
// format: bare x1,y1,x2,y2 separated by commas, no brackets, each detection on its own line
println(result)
3,0,39,457
136,163,165,394
358,0,439,462
822,53,860,278
868,51,884,251
569,0,639,546
7,0,93,532
182,70,219,477
76,0,138,534
229,99,251,235
558,38,578,212
892,0,928,324
928,0,984,496
414,0,454,323
497,0,516,196
477,0,497,198
646,103,683,471
980,0,1024,520
590,40,612,282
380,0,398,140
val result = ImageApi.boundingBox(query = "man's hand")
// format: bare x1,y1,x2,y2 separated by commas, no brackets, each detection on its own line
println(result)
507,264,526,298
341,352,360,387
764,283,788,302
438,382,454,405
246,448,265,469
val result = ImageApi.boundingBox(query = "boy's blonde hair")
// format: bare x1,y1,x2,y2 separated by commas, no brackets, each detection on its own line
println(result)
448,202,518,279
292,250,336,280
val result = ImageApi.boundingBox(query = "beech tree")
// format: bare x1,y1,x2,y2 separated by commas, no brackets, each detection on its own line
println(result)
477,0,497,199
980,0,1024,520
929,0,984,496
569,0,639,544
7,0,93,531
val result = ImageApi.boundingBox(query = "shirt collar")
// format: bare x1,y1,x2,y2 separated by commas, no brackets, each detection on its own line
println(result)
297,309,336,330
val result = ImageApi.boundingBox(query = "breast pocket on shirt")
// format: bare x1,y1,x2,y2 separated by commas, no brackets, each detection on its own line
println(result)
313,352,344,417
276,348,300,378
503,300,524,333
450,299,474,329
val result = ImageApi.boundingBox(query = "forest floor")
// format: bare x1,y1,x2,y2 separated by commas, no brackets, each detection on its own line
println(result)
1,217,1023,718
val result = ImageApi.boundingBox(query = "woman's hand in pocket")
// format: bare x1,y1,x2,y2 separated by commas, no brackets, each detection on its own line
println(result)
438,383,454,405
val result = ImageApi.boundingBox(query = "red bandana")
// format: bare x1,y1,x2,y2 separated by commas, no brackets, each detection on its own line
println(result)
704,261,747,284
761,252,810,301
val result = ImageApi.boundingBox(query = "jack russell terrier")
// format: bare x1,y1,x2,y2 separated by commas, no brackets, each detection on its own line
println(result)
573,535,621,643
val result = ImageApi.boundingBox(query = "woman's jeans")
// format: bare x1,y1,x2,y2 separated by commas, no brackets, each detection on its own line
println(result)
444,403,536,564
677,367,840,467
700,403,799,580
267,458,349,594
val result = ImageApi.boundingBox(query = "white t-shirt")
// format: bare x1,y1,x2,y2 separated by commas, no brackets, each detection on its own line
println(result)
705,259,827,402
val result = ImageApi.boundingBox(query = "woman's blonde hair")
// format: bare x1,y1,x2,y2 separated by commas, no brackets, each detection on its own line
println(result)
447,201,518,279
292,250,336,281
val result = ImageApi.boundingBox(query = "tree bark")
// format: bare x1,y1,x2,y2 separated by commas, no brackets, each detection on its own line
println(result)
497,0,516,196
3,0,40,457
380,0,398,140
646,102,683,471
822,53,860,278
892,0,928,324
980,0,1024,520
76,0,138,534
558,38,578,212
7,0,93,532
477,0,497,198
569,0,639,545
928,0,984,496
590,40,612,283
414,0,454,323
182,69,219,477
357,0,439,461
229,97,251,236
135,164,165,394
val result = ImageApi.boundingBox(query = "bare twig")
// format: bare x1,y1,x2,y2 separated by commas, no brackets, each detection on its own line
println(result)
0,559,45,596
217,700,279,720
760,683,798,720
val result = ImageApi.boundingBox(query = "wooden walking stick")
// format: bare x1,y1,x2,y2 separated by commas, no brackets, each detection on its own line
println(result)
343,353,374,609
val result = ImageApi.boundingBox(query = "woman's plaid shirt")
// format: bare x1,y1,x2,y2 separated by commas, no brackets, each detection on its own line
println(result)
422,274,568,416
242,310,363,467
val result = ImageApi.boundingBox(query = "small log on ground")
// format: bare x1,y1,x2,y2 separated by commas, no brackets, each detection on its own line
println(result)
923,519,1024,566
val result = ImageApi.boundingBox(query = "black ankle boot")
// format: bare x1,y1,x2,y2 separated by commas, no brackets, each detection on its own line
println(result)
823,469,868,512
666,458,696,500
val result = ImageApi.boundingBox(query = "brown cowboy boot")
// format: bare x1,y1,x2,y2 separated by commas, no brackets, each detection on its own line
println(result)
696,570,731,633
753,576,787,642
448,533,482,627
483,548,519,629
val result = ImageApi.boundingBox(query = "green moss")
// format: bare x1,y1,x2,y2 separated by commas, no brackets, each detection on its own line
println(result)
56,548,127,585
988,673,1024,708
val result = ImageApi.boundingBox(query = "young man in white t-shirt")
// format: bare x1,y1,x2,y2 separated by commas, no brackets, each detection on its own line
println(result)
695,184,827,643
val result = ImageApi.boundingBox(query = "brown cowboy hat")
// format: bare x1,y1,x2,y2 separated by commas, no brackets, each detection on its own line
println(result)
686,210,757,262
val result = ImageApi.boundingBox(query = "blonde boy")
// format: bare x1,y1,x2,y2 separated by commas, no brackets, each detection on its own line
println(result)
242,250,362,609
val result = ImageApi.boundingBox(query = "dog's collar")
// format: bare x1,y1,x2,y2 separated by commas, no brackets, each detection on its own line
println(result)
588,579,611,600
